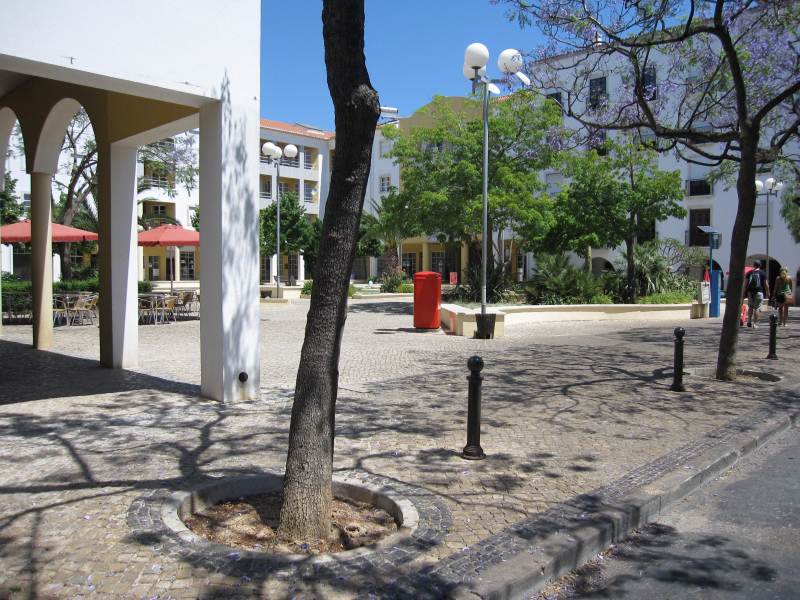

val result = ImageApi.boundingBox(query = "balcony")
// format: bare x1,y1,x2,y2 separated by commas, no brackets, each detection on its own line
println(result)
139,175,171,190
259,191,272,200
686,179,713,196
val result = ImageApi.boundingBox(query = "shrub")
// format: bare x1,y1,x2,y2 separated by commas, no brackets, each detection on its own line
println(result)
301,280,313,296
636,291,695,304
2,278,151,295
443,259,514,304
398,283,414,293
526,254,604,305
379,269,405,293
348,283,357,298
588,293,613,304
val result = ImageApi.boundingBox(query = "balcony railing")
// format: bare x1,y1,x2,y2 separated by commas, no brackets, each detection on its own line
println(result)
140,175,170,190
686,178,712,196
259,191,272,200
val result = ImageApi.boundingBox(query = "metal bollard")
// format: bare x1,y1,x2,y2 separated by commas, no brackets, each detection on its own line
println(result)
670,327,686,392
767,314,778,360
462,355,486,460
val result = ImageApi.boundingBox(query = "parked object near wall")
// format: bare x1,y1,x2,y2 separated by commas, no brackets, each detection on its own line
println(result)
413,271,441,329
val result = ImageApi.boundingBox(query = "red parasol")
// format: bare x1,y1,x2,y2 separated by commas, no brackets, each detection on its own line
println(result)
0,220,99,243
137,225,200,292
137,224,199,247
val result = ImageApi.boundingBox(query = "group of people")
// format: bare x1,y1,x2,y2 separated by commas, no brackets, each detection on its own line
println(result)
745,260,794,328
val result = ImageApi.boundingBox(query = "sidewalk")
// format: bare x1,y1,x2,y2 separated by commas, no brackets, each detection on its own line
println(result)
0,306,797,598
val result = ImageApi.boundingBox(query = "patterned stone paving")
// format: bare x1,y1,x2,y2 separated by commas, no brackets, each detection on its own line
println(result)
0,301,797,598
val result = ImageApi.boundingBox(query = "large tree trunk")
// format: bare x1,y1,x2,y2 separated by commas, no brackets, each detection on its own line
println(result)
716,137,758,380
584,244,592,272
278,0,380,541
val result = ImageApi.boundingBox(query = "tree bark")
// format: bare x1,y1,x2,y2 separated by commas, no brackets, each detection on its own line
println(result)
584,244,592,272
715,135,758,380
278,0,380,541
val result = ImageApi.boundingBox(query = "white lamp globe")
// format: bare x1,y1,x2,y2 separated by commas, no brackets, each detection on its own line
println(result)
462,63,486,79
261,141,276,157
273,145,283,159
284,144,298,159
765,177,776,190
498,48,524,74
464,43,489,69
755,180,764,192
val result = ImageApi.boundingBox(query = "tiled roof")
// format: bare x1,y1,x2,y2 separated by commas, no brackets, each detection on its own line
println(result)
260,118,335,140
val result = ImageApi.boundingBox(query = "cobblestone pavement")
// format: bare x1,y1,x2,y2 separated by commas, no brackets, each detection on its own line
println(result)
0,301,798,598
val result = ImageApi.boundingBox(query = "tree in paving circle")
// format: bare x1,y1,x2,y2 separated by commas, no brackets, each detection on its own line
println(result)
499,0,800,380
278,0,381,541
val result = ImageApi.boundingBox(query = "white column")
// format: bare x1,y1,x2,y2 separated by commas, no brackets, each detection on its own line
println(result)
270,254,277,283
98,144,139,369
173,247,181,283
30,172,53,349
369,256,378,280
299,179,305,205
297,252,305,282
199,99,261,402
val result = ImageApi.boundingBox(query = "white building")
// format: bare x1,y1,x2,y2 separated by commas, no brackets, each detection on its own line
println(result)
1,0,262,403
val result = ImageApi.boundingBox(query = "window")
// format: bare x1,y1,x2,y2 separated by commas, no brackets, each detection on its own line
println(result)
304,185,315,203
288,253,298,281
686,178,712,196
688,209,711,246
588,129,607,154
401,252,417,277
70,249,84,266
431,251,446,275
379,175,392,194
589,76,607,109
278,181,290,197
642,66,657,100
147,255,160,280
546,92,563,110
379,139,393,157
260,179,271,199
180,250,195,280
303,148,315,170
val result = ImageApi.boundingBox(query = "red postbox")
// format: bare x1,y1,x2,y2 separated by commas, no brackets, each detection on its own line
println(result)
413,271,441,329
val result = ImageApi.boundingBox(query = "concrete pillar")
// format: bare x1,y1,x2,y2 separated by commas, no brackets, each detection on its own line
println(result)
297,252,305,282
299,179,305,205
173,247,181,284
460,242,469,284
97,144,139,369
422,241,431,272
270,254,277,283
199,99,261,402
30,172,53,349
369,256,378,280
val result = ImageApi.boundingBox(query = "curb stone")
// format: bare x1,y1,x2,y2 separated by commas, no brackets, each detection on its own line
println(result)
449,409,798,600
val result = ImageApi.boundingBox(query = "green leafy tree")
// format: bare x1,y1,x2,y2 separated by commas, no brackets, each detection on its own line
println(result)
1,174,24,224
361,192,421,270
552,137,686,301
259,191,314,262
385,91,563,262
190,206,199,231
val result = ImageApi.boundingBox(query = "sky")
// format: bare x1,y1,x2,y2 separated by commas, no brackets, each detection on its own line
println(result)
261,0,543,131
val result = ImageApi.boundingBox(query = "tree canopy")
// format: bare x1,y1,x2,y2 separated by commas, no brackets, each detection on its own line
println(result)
384,91,565,256
259,191,314,256
0,174,24,225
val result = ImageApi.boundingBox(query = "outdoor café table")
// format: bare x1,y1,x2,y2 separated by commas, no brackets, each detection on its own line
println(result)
138,293,169,324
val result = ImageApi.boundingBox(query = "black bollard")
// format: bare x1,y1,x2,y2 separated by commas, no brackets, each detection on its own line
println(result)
670,327,686,392
462,356,486,460
767,314,778,360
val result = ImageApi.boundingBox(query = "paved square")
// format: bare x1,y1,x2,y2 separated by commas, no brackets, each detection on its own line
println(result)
0,300,797,598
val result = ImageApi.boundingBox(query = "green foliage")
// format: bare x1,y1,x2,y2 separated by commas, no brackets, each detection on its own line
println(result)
444,259,514,303
2,278,152,295
550,136,686,300
1,174,24,224
361,193,421,268
588,293,613,304
398,283,414,293
190,207,200,231
260,192,314,256
302,219,323,278
622,241,699,298
356,213,384,258
636,292,695,304
526,253,604,304
384,92,564,251
379,269,405,293
780,193,800,244
348,283,357,298
301,280,313,296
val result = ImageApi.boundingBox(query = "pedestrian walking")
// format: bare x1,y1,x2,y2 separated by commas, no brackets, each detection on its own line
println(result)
772,267,794,327
744,260,770,328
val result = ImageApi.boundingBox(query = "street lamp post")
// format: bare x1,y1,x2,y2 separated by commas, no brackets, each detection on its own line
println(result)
462,43,529,338
755,177,784,287
261,141,298,298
